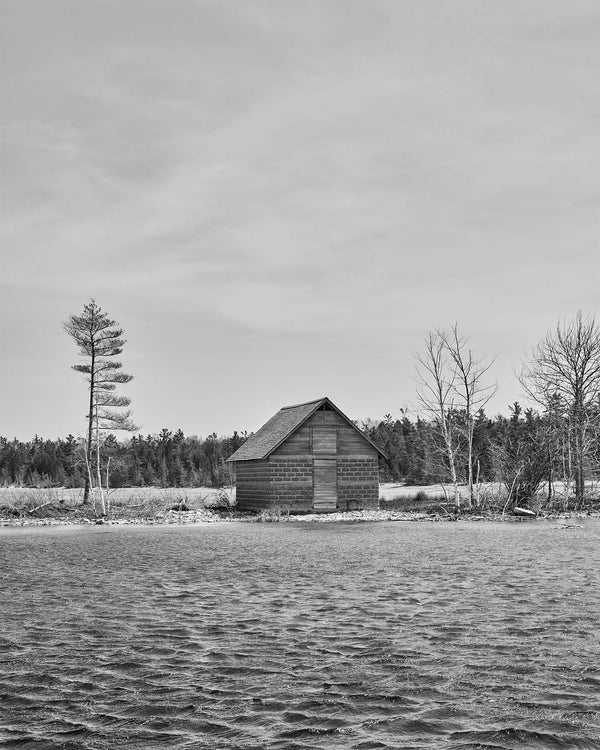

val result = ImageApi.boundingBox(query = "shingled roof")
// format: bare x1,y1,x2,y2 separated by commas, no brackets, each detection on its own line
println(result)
227,396,386,462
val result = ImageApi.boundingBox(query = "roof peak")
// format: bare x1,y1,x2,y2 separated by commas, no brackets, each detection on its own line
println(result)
280,397,328,411
227,396,388,462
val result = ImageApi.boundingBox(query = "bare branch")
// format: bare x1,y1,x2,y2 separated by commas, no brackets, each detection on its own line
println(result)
520,311,600,504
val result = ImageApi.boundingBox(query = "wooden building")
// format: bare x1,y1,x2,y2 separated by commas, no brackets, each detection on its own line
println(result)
227,397,386,513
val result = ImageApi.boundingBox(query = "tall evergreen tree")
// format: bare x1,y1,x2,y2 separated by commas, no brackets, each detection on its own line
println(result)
64,299,137,505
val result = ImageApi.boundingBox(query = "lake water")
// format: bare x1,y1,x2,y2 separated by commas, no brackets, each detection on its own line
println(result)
1,519,599,749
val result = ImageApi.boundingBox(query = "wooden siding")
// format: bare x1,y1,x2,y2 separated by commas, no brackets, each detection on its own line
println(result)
269,456,313,510
304,410,377,457
307,410,341,426
271,426,311,455
235,460,271,510
313,458,338,510
338,429,378,456
337,456,379,510
312,426,337,454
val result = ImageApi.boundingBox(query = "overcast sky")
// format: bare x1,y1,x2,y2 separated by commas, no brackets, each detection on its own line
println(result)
2,0,600,440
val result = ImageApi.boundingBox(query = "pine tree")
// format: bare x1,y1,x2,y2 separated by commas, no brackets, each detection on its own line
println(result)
64,299,138,508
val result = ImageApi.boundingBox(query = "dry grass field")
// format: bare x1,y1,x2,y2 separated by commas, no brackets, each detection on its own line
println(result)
0,486,233,520
1,483,461,520
379,480,600,513
1,481,597,521
378,482,505,511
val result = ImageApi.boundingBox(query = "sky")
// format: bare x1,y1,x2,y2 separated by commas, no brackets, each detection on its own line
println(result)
2,0,600,441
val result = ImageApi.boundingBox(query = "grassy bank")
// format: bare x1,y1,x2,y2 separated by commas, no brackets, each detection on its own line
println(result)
380,481,600,514
1,483,598,527
0,486,232,525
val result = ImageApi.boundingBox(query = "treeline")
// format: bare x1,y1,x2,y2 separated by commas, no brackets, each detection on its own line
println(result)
3,403,598,504
363,410,497,486
363,401,600,506
0,430,245,489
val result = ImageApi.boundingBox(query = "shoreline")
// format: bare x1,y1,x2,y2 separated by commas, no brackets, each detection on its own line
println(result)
1,508,597,528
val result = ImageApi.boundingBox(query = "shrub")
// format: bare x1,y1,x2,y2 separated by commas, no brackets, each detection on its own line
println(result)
203,487,235,513
256,507,285,522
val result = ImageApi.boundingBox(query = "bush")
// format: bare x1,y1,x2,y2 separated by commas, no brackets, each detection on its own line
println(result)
256,507,285,522
203,487,235,512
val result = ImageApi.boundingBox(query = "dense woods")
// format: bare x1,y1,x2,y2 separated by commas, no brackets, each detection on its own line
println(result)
362,402,600,506
2,402,599,507
0,431,245,490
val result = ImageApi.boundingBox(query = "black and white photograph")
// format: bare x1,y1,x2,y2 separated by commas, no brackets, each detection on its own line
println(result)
1,1,599,748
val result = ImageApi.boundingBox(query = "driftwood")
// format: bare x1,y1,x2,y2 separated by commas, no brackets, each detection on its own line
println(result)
27,500,54,515
513,506,536,518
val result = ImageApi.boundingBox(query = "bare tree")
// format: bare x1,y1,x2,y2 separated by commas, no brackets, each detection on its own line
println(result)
443,325,497,506
415,330,462,509
415,326,497,509
64,300,138,510
521,312,600,506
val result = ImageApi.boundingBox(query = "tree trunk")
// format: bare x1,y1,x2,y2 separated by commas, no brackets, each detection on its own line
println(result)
83,350,95,503
573,400,586,507
575,427,585,507
83,438,95,513
546,429,553,503
466,418,474,509
95,421,106,516
443,427,461,510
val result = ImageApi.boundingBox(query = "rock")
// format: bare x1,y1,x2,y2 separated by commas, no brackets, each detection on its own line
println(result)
170,501,190,511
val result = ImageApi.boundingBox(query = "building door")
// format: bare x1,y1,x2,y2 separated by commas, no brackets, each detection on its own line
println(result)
313,458,337,511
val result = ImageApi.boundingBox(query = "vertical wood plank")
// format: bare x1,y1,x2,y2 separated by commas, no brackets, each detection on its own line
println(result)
313,458,337,509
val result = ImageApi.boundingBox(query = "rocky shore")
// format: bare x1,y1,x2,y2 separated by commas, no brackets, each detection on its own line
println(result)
1,508,597,528
270,509,597,524
0,508,225,527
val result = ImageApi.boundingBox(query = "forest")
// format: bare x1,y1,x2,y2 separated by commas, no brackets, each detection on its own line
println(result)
1,400,599,508
0,430,245,491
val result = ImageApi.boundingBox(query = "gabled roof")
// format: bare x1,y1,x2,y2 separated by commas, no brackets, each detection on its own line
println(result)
227,396,387,462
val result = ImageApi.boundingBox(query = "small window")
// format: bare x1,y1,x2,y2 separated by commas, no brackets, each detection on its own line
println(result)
312,427,337,454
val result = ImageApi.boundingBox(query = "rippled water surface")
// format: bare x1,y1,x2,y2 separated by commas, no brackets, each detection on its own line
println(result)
1,520,599,749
